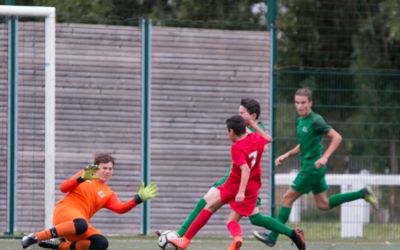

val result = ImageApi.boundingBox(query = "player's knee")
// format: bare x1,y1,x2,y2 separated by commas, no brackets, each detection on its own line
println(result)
73,218,88,235
248,214,260,226
281,196,295,207
88,234,108,250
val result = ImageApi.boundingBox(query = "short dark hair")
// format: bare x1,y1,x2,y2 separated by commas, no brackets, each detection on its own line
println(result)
226,115,246,136
295,87,313,101
240,98,261,119
94,153,115,166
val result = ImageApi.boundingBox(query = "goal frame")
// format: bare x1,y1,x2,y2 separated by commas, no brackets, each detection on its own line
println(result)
0,5,55,232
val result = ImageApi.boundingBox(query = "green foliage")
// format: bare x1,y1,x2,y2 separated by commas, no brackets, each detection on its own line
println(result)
15,0,267,29
274,0,400,175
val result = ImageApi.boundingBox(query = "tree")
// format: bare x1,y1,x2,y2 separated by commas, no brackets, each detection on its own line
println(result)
15,0,267,28
349,0,400,174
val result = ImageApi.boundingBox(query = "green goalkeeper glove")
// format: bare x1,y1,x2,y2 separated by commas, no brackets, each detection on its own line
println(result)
81,164,100,180
135,182,159,203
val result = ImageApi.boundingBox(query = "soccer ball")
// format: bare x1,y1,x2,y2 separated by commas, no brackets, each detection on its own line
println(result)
157,230,179,250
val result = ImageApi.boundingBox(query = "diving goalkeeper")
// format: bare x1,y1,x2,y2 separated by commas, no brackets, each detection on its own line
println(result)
21,153,158,250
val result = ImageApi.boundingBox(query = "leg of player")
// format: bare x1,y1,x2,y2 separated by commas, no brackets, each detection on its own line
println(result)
39,239,90,249
37,238,65,249
177,167,230,236
174,165,230,236
315,186,378,211
170,189,224,250
38,235,108,250
21,218,88,249
226,212,243,250
250,207,306,250
177,187,221,236
177,197,207,236
253,188,302,246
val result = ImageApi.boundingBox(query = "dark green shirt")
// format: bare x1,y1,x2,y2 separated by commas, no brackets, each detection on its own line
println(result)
248,121,265,133
297,111,331,161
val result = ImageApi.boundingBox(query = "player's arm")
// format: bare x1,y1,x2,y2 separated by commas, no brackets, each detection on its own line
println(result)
275,144,300,167
245,116,272,142
60,164,100,193
236,164,250,203
251,123,272,142
315,128,342,168
105,182,159,214
104,193,137,214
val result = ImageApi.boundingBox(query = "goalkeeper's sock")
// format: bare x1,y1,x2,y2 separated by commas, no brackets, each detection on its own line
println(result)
36,227,58,241
184,209,212,240
328,190,365,208
36,221,77,241
177,198,207,236
249,213,292,237
227,221,242,237
268,206,292,241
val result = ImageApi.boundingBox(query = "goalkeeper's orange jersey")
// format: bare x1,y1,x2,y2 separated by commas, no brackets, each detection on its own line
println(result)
57,170,137,219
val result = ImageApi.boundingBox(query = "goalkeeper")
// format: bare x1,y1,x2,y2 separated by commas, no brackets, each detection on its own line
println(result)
21,153,158,250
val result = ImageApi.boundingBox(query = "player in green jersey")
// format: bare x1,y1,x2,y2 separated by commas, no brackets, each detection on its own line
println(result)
253,87,378,247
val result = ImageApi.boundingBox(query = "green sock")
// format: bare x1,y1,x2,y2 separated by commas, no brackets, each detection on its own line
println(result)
249,213,292,237
328,190,364,208
269,206,291,241
177,198,207,236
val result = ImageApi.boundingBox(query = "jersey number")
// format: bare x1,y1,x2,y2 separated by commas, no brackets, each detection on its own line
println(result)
249,150,258,168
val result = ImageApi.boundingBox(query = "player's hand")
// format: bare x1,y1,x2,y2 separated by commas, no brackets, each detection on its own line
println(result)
138,182,159,202
315,156,328,169
235,192,245,203
81,164,100,180
241,113,256,127
275,154,288,166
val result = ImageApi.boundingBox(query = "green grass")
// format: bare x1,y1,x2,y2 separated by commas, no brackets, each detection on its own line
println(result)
2,223,399,250
1,236,399,250
289,222,400,241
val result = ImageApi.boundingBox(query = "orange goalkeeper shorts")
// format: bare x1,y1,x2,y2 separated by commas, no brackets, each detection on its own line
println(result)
53,202,102,242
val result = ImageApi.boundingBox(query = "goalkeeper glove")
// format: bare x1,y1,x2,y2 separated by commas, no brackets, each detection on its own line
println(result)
80,164,100,180
134,182,159,204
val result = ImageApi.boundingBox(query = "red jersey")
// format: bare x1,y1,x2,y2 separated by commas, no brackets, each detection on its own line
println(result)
218,133,270,216
224,133,269,191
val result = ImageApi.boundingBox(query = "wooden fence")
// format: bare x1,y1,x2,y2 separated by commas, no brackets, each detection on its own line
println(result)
0,22,271,235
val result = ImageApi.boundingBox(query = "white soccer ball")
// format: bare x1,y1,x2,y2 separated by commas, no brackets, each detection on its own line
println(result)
157,230,179,250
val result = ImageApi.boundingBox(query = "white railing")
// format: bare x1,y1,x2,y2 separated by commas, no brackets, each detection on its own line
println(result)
275,170,400,238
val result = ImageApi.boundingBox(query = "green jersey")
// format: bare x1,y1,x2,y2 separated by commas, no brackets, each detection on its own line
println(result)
297,111,331,161
291,112,331,193
249,121,265,133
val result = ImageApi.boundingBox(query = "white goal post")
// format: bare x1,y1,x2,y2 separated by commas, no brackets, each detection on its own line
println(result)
0,5,55,229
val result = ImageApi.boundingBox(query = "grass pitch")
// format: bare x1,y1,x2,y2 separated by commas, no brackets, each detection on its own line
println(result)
1,236,399,250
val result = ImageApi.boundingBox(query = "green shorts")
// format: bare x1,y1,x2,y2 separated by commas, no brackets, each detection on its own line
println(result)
291,162,329,194
212,166,262,207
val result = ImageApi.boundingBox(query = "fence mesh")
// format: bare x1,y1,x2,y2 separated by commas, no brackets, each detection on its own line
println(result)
2,0,400,242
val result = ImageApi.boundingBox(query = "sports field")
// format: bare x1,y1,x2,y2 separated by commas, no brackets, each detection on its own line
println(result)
1,236,399,250
3,222,399,250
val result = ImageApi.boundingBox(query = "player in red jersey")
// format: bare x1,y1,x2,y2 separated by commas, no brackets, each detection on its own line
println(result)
171,115,305,250
21,153,158,250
